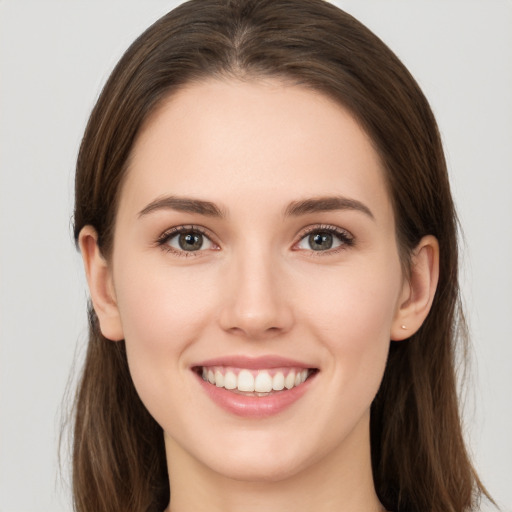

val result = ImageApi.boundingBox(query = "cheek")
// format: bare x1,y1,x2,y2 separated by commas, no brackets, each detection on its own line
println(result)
300,258,401,342
112,258,218,402
115,254,216,339
297,258,402,392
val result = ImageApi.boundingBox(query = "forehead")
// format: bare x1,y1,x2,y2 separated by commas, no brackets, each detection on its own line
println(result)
121,78,392,221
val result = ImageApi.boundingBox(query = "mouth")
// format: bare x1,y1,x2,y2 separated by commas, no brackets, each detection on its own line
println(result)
193,366,318,397
191,357,319,417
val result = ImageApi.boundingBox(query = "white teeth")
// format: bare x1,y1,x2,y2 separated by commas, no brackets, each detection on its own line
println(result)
237,369,255,392
254,371,273,392
272,372,285,391
224,370,237,390
284,371,296,390
201,367,311,393
214,370,224,388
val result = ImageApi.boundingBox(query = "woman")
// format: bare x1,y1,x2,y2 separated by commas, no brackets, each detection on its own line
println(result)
72,0,492,511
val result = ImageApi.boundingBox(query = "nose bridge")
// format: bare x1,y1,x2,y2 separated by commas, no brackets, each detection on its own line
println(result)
219,239,293,338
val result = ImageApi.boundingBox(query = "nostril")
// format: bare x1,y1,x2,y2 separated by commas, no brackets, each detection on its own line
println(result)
217,276,295,337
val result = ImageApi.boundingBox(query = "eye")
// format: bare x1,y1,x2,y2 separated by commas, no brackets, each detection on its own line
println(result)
157,226,217,255
295,225,354,252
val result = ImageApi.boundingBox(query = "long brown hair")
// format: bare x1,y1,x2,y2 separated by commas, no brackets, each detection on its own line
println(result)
72,1,491,510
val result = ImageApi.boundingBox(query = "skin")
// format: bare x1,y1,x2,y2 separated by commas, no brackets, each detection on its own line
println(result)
80,79,439,512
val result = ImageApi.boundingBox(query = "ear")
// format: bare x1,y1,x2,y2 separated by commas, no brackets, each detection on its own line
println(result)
391,235,440,341
78,226,124,341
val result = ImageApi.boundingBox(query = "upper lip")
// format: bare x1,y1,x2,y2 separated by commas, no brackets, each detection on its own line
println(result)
193,355,316,370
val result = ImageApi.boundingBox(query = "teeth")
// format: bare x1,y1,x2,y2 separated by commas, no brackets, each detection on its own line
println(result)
224,370,237,390
214,370,224,388
201,366,311,393
254,371,273,392
272,372,285,391
238,369,255,392
284,371,295,390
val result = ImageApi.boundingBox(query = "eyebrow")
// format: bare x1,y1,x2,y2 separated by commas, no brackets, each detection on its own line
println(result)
138,196,226,218
284,196,374,220
137,194,374,220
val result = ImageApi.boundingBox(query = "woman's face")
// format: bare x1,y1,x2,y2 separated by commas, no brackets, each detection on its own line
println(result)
108,79,408,481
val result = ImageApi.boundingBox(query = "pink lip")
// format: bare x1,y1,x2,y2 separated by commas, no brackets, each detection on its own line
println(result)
192,355,318,418
193,355,313,370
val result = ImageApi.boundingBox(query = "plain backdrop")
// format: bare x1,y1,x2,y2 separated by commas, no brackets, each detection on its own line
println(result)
0,1,511,511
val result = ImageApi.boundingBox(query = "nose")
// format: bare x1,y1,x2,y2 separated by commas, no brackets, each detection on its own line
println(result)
218,248,294,340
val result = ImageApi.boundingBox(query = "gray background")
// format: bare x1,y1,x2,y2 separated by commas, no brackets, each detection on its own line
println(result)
1,1,511,510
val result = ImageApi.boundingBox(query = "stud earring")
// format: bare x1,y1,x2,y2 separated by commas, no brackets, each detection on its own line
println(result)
401,325,407,330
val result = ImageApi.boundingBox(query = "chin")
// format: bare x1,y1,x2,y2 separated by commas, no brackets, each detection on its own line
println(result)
190,429,323,484
209,452,310,483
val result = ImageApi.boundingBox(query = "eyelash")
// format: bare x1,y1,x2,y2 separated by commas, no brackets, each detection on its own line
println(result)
155,224,355,257
293,224,355,255
156,225,217,257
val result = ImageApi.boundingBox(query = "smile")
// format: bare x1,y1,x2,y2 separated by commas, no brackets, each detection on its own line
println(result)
198,366,312,395
192,357,318,418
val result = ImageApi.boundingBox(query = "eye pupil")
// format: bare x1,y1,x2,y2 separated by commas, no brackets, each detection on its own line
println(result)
179,232,203,251
309,232,333,250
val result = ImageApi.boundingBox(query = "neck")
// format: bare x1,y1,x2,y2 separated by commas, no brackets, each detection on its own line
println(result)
163,412,383,512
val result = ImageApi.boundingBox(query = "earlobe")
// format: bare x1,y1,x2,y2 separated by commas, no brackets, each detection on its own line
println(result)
391,235,440,341
78,226,124,341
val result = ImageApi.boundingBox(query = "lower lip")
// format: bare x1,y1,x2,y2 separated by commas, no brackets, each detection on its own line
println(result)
195,371,316,418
